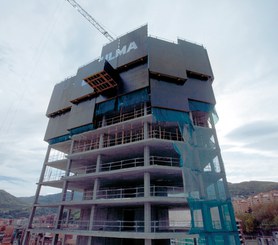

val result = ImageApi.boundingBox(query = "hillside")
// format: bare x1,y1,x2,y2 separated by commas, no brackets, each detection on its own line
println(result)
1,181,278,218
0,190,28,210
228,181,278,198
18,192,62,205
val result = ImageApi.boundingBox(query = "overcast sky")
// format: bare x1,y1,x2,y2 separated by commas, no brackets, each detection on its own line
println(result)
0,0,277,197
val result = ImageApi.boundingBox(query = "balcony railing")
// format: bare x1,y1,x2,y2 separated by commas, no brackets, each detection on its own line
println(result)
48,149,67,162
70,186,184,201
33,220,191,232
101,157,144,172
96,105,151,128
31,219,232,233
72,138,99,153
72,124,183,154
149,125,183,141
43,156,181,182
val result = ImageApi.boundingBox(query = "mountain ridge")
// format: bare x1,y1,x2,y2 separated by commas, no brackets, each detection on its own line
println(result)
1,181,278,218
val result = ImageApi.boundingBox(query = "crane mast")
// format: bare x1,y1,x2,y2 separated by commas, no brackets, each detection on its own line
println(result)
65,0,115,42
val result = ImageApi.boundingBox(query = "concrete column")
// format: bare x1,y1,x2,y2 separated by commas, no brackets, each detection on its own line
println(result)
102,115,106,127
93,178,99,200
145,239,152,245
96,154,102,173
144,102,148,116
144,172,150,198
144,121,149,140
99,133,104,148
22,145,52,245
144,202,151,233
35,145,51,203
144,145,150,166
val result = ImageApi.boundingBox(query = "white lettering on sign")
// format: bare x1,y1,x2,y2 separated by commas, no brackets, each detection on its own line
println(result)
99,41,138,62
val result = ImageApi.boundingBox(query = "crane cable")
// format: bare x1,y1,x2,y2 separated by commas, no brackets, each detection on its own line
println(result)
65,0,115,41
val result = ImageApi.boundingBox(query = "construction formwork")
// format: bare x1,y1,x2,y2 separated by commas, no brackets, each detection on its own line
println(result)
23,25,240,245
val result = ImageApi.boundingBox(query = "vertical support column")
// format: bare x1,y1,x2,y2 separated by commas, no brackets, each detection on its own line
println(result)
144,173,150,198
144,121,149,140
93,155,101,200
102,115,106,127
52,141,74,245
22,145,52,245
93,178,99,200
144,102,148,116
145,239,152,245
87,205,96,245
144,202,151,233
144,145,150,197
99,133,104,149
96,154,102,173
144,145,150,166
61,209,72,245
144,145,151,235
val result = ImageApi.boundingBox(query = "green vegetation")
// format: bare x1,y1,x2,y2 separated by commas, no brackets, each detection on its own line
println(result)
237,203,278,235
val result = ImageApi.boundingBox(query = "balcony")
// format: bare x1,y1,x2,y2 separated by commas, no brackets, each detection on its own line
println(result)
72,124,183,154
80,186,184,200
42,156,180,182
32,220,191,233
96,105,151,128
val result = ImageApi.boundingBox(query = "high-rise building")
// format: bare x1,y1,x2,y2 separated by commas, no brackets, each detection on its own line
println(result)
23,25,240,245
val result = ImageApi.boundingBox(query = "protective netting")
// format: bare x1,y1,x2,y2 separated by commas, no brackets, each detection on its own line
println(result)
153,101,240,245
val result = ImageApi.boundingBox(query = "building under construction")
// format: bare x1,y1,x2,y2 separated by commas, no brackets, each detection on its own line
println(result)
23,25,240,245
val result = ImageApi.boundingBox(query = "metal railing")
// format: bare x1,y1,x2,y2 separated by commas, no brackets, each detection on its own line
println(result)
43,155,180,182
70,165,97,175
72,137,99,153
79,185,184,200
31,219,191,233
96,105,151,128
150,156,180,167
149,125,183,141
72,124,183,154
43,167,66,182
48,149,67,162
101,157,144,171
102,128,144,147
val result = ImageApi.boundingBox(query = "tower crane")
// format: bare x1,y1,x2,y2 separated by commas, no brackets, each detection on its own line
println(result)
65,0,115,42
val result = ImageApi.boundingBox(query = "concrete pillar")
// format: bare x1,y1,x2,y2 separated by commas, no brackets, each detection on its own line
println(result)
99,133,104,148
93,178,99,200
144,202,151,233
144,145,150,166
144,102,148,116
87,206,95,244
22,145,52,245
102,115,106,127
144,172,150,198
96,154,102,173
144,121,149,140
145,239,152,245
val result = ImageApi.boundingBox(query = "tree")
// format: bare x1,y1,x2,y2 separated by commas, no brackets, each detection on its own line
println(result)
236,202,278,234
237,213,257,234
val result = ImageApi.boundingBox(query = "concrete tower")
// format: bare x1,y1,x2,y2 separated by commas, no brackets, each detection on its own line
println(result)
23,25,240,245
